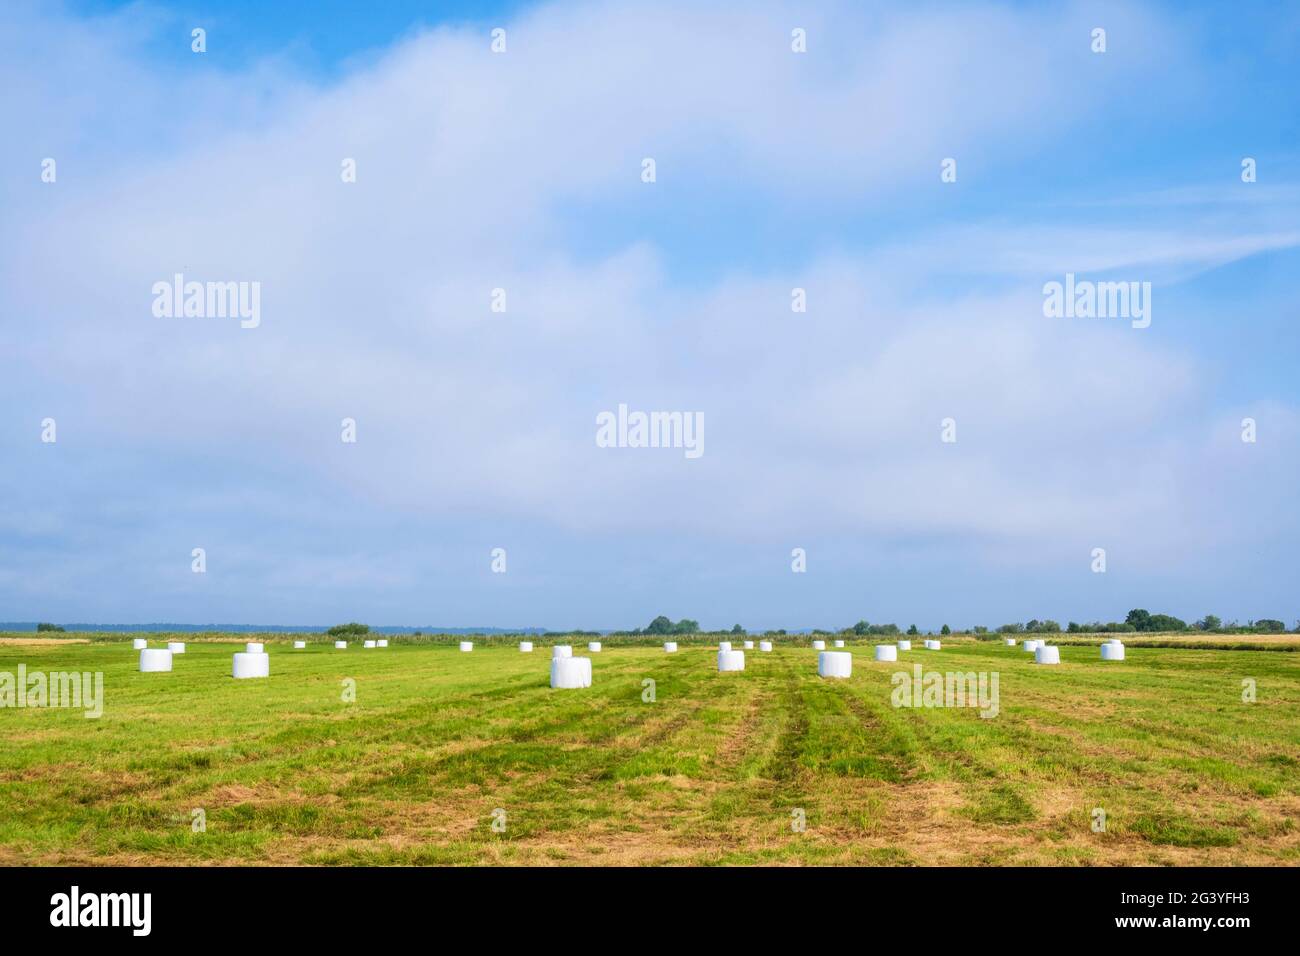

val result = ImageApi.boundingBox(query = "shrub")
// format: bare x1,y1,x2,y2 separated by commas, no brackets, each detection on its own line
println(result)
326,622,370,637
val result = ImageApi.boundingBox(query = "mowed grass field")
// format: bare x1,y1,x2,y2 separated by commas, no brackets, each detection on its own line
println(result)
1,637,1297,866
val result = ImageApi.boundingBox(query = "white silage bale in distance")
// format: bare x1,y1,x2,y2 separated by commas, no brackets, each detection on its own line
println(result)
1035,645,1060,665
519,641,534,653
139,649,172,673
924,639,941,650
818,651,852,678
718,641,732,651
377,639,388,648
552,644,572,658
245,642,264,654
759,641,773,652
874,644,897,662
363,640,377,648
664,642,678,653
588,642,602,653
459,641,473,652
293,641,307,649
1005,638,1017,646
743,640,754,649
1100,642,1125,661
812,640,826,650
232,652,269,679
717,649,745,672
132,638,147,650
897,640,912,651
1023,640,1040,653
834,639,845,648
334,641,347,649
550,656,592,689
167,642,186,654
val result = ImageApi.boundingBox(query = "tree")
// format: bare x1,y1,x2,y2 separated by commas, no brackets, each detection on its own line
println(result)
672,618,700,635
906,624,919,635
1125,609,1152,631
36,622,66,633
1254,619,1284,633
1146,613,1187,632
731,624,744,635
852,620,870,635
940,624,951,635
645,616,674,635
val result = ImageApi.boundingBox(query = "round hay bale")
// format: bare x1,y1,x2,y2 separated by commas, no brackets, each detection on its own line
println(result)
818,651,852,678
717,649,745,672
232,652,269,679
550,656,592,689
139,649,172,673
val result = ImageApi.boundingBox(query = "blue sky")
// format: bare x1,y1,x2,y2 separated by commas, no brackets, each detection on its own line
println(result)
1,0,1298,629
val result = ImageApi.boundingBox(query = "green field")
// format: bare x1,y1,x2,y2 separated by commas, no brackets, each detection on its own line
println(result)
1,637,1297,865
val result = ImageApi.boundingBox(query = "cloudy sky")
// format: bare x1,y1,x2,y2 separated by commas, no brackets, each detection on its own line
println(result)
1,0,1297,630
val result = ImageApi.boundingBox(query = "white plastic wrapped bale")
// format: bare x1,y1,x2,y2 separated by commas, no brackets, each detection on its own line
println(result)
834,639,845,648
167,642,186,654
743,640,754,649
293,641,307,649
377,639,388,648
1100,641,1125,661
552,644,573,658
664,642,678,653
924,639,941,650
139,649,173,673
363,640,377,648
874,644,897,662
459,641,473,652
718,649,745,672
718,641,732,651
812,640,826,650
818,651,852,678
1005,638,1017,646
245,642,264,654
1023,640,1039,653
1035,645,1061,665
520,641,534,653
550,656,592,689
334,640,347,649
232,652,270,679
132,638,147,650
587,641,602,653
759,641,773,652
897,639,911,651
